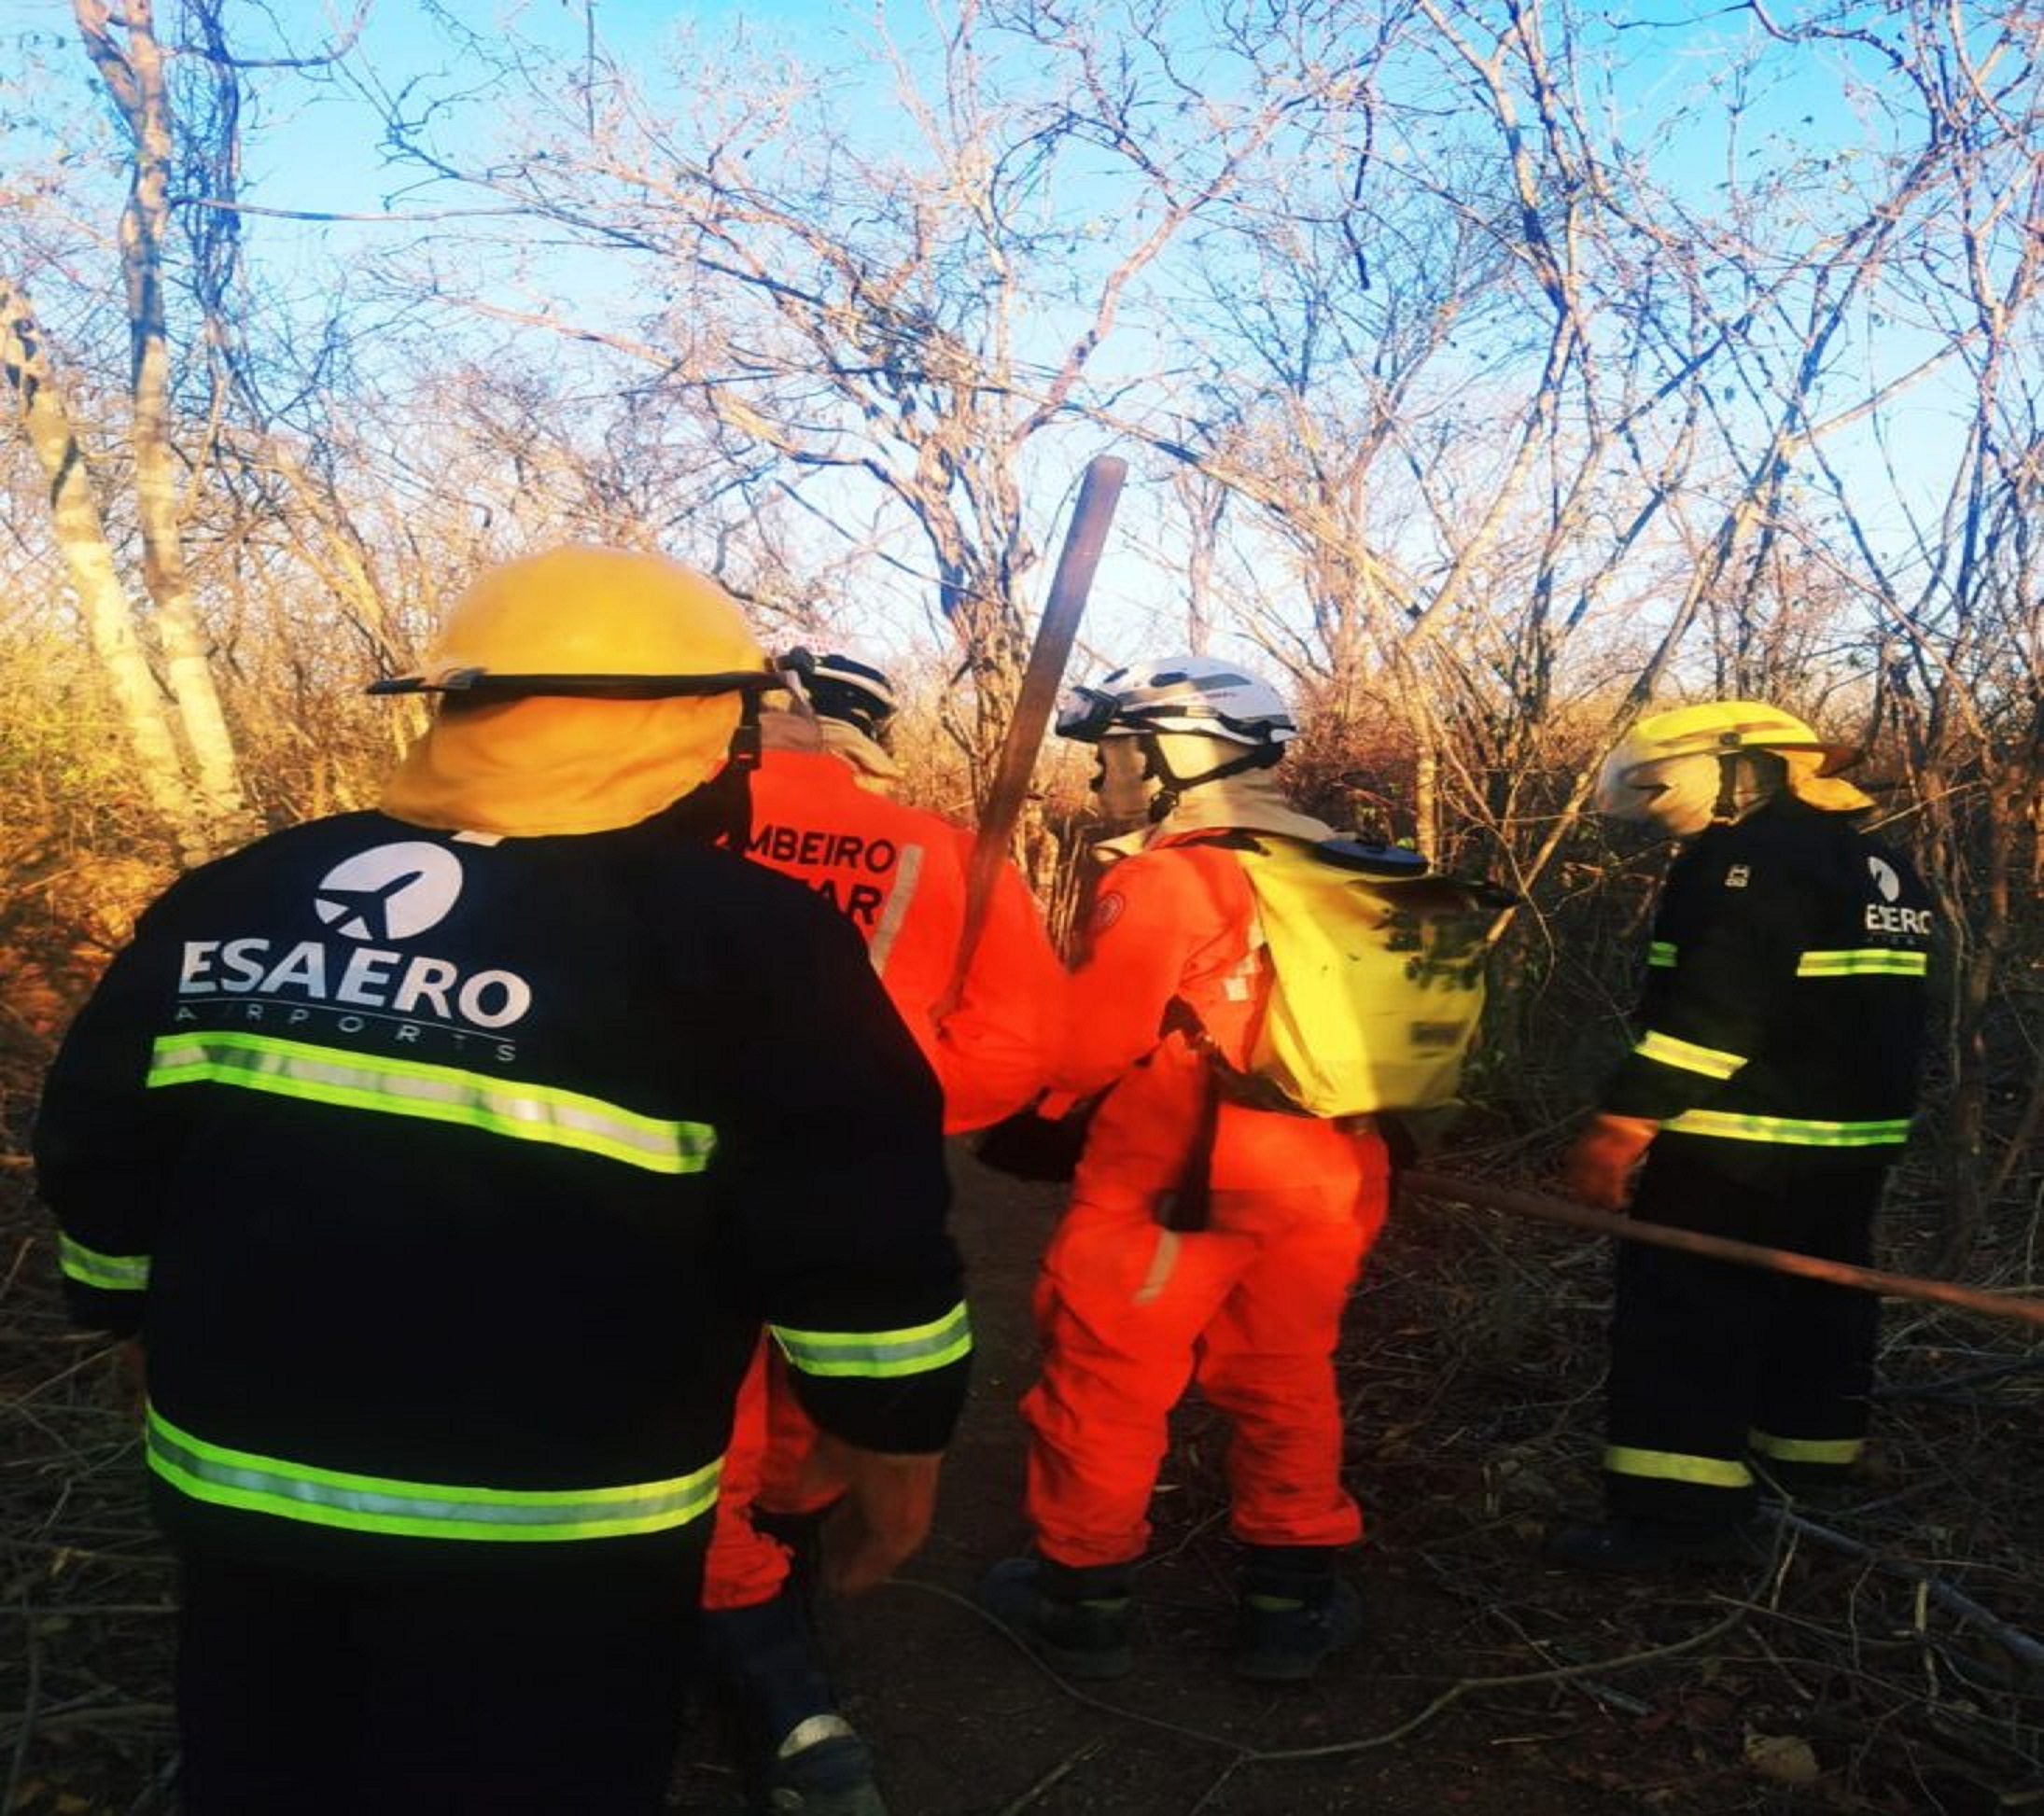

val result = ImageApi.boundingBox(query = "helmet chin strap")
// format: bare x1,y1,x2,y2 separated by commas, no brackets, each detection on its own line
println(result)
665,692,763,848
1143,735,1283,823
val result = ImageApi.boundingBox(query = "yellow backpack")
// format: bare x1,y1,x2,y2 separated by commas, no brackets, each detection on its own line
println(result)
1215,835,1509,1118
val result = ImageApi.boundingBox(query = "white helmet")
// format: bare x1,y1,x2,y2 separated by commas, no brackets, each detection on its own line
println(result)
785,647,897,739
1057,654,1297,747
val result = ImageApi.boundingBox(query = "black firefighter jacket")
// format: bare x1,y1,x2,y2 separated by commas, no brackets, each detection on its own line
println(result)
35,806,968,1572
1601,795,1934,1184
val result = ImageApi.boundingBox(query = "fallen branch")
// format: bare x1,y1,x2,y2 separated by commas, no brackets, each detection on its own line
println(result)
1775,1510,2044,1677
1405,1170,2044,1328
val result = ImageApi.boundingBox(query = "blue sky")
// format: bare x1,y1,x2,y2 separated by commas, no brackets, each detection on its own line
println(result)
0,0,2007,671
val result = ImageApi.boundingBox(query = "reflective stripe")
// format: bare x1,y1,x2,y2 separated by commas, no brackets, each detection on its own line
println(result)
59,1236,151,1292
1604,1445,1752,1489
1134,1230,1181,1306
147,1033,716,1176
772,1302,972,1379
1647,941,1678,969
866,842,925,979
146,1406,721,1542
1750,1430,1863,1465
1635,1028,1747,1081
1796,948,1928,978
1662,1110,1912,1147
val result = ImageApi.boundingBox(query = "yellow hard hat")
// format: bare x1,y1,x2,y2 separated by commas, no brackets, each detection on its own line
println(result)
1596,700,1869,829
371,546,776,698
1606,700,1859,775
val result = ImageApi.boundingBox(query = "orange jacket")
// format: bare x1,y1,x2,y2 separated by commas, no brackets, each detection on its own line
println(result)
1050,834,1383,1215
747,747,1062,1133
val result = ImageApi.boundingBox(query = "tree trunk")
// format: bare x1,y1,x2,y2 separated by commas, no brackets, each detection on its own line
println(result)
85,0,253,841
1,272,213,862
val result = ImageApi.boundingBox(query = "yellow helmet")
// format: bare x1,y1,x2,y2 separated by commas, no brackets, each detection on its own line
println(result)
371,546,776,698
1595,700,1869,831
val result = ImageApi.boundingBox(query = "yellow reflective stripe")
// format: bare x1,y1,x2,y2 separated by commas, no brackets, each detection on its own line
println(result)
1635,1028,1747,1081
772,1302,973,1379
1647,941,1678,969
1796,948,1928,978
147,1033,716,1176
1662,1110,1912,1147
1750,1430,1863,1465
59,1236,151,1292
146,1406,721,1542
1604,1445,1752,1488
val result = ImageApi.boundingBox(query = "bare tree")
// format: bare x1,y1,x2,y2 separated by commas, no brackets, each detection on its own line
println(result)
370,1,1351,794
74,0,250,842
1,268,216,856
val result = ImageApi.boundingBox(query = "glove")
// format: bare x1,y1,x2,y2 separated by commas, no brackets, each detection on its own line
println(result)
973,1093,1100,1182
810,1437,943,1598
1561,1113,1659,1211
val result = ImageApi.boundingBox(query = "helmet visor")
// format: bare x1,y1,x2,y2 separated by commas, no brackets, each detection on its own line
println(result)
1056,685,1126,743
1595,751,1720,834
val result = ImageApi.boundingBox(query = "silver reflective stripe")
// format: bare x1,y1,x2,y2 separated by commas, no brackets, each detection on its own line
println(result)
772,1301,973,1379
1647,941,1678,969
60,1236,151,1292
146,1407,721,1542
1635,1028,1747,1081
865,843,926,979
147,1033,715,1175
1796,948,1928,978
1662,1110,1913,1147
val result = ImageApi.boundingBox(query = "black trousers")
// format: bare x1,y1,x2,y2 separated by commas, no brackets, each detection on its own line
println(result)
1603,1143,1887,1524
175,1547,696,1815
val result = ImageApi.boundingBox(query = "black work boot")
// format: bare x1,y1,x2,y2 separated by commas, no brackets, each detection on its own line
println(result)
1751,1457,1861,1508
978,1555,1135,1681
758,1714,885,1816
1542,1515,1761,1573
702,1586,887,1815
1231,1544,1363,1683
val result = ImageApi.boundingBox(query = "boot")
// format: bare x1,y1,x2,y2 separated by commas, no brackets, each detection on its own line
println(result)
759,1714,885,1816
702,1587,886,1815
1750,1456,1860,1507
1232,1544,1362,1683
977,1555,1134,1681
1542,1515,1762,1573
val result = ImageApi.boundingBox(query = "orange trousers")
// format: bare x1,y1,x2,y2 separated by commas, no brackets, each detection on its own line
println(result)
1021,1174,1384,1571
701,1338,845,1613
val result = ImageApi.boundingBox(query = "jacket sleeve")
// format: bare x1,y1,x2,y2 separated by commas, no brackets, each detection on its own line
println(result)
1045,854,1207,1105
34,892,193,1338
929,850,1065,1134
1600,840,1816,1123
712,873,968,1455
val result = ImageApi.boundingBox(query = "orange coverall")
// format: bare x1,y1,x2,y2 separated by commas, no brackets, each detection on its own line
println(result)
1021,833,1390,1571
706,746,1061,1610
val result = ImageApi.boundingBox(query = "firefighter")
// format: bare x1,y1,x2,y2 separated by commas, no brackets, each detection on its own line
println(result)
35,549,970,1816
701,647,1062,1811
1550,701,1933,1571
983,655,1391,1683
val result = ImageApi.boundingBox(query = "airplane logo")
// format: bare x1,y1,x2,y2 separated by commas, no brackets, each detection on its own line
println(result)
315,843,465,942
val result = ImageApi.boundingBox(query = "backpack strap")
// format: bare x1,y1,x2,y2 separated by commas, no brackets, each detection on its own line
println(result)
1163,995,1314,1118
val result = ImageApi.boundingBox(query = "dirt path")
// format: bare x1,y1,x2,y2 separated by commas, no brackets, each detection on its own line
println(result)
671,1149,1640,1816
6,1143,2034,1814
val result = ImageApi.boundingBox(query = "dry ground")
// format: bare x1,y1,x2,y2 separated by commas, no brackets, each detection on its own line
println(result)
3,1141,2039,1815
